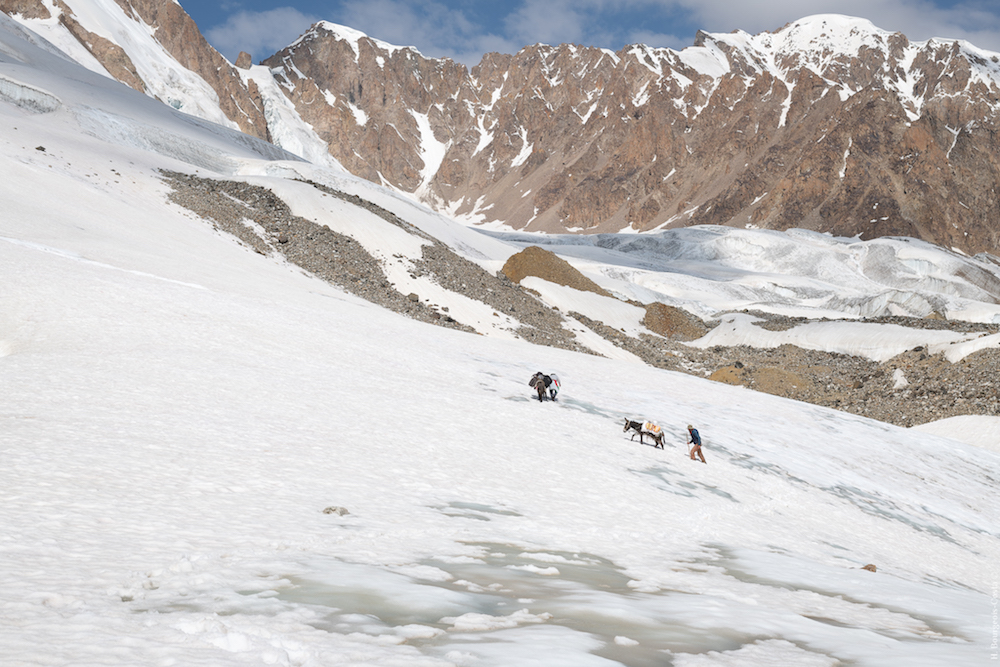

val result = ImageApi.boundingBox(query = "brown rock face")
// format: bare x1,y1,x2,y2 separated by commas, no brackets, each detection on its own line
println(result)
501,245,610,296
263,17,1000,255
0,0,48,18
642,303,708,341
263,25,474,192
52,0,146,93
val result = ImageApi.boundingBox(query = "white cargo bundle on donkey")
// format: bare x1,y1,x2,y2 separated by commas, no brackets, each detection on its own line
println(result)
623,418,664,449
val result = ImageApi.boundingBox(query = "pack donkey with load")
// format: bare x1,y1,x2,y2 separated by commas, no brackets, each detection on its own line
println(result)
528,372,560,402
623,418,665,449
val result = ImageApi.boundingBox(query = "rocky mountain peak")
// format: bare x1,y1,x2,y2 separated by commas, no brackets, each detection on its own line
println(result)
255,15,1000,254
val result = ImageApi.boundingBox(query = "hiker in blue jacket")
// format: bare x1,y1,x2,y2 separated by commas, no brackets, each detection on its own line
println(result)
687,424,706,463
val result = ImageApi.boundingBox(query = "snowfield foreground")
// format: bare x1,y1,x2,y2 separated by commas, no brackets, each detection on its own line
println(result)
3,154,999,666
1,13,999,667
3,178,999,666
3,141,999,667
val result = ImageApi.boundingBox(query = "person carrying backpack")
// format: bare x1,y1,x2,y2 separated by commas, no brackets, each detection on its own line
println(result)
547,373,560,401
687,424,706,463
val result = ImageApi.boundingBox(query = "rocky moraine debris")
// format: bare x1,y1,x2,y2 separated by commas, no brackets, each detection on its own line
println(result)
161,170,999,428
160,170,588,353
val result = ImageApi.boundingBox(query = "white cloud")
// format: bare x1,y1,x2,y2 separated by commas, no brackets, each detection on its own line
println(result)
205,0,1000,68
501,0,1000,59
670,0,1000,52
205,7,320,63
503,0,590,47
500,0,678,50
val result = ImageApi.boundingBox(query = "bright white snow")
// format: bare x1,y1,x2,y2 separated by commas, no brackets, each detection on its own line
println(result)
1,11,998,667
912,415,1000,452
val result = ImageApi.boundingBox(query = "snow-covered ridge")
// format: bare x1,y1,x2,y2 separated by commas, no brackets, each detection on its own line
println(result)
288,20,423,61
279,12,1000,110
609,14,1000,116
6,0,242,130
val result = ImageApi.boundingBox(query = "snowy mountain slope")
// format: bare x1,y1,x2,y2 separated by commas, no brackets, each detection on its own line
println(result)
6,189,998,666
0,13,300,171
0,0,342,167
1,12,1000,667
3,118,998,664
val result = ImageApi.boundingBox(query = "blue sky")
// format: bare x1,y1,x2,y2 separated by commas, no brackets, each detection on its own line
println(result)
185,0,1000,66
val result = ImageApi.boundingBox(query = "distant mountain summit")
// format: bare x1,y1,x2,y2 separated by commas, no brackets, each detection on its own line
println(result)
4,2,1000,254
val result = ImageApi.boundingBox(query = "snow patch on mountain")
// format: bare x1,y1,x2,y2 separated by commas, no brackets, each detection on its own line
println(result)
302,21,419,61
412,109,449,198
239,64,342,168
912,415,1000,450
12,0,238,128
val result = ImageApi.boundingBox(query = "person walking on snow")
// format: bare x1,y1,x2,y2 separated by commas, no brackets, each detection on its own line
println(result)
547,373,560,401
687,425,706,463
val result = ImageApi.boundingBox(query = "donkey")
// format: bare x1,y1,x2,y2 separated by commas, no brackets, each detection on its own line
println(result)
529,372,551,402
623,418,665,449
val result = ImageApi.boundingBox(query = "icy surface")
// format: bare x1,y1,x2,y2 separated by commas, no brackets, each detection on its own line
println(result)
0,73,60,112
485,227,1000,325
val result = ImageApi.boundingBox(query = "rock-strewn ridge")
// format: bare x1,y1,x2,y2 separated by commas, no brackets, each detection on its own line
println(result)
161,172,1000,428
